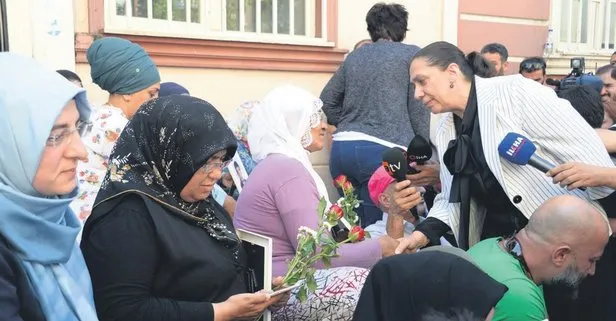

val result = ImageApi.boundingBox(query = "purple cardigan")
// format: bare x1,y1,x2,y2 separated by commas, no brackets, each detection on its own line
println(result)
234,154,382,277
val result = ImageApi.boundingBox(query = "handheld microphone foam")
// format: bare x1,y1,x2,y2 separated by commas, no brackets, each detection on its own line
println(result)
382,148,409,181
382,148,420,221
406,135,432,174
498,132,555,173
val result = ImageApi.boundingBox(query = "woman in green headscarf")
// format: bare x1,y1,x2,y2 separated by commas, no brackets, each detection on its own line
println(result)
71,37,161,224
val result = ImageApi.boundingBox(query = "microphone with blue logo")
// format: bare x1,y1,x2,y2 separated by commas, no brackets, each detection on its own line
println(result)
498,132,586,191
498,133,556,173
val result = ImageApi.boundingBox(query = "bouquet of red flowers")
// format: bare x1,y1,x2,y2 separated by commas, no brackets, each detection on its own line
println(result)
281,175,368,302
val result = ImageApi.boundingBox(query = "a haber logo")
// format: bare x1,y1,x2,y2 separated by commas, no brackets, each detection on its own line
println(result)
506,137,525,157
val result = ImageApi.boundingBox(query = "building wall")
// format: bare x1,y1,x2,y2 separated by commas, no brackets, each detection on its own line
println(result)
457,0,551,75
6,0,447,201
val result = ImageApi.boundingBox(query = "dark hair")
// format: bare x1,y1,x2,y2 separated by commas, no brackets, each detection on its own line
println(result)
558,85,605,128
412,41,495,80
480,43,509,62
422,309,483,321
56,69,83,85
365,3,408,42
597,64,616,80
519,57,547,74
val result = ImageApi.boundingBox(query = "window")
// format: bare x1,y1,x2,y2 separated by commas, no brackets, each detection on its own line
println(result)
105,0,329,45
0,0,7,51
553,0,616,53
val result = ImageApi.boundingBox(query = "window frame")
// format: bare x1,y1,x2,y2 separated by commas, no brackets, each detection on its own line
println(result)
550,0,615,55
79,0,345,73
103,0,333,47
0,0,8,52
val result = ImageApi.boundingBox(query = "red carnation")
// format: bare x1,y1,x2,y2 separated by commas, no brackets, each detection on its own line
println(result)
333,175,348,188
349,226,365,242
328,204,344,220
342,181,354,193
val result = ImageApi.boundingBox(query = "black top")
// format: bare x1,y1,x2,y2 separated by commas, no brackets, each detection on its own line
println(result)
352,249,508,321
0,235,45,321
456,115,528,239
81,193,248,321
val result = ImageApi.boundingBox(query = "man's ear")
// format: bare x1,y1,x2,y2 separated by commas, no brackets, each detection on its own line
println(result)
503,61,510,73
552,246,572,267
378,193,389,208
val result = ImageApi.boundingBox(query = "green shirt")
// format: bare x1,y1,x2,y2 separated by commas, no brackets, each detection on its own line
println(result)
468,238,547,321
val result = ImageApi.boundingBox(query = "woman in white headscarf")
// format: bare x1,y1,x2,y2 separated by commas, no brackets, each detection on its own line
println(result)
234,85,408,321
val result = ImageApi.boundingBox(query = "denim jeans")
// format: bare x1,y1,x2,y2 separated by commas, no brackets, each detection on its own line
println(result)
329,140,388,227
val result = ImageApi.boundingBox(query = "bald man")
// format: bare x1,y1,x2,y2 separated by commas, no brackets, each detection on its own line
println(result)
468,195,609,321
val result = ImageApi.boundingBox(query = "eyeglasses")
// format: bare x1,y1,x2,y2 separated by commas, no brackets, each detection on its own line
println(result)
46,120,93,147
520,62,546,72
200,159,231,174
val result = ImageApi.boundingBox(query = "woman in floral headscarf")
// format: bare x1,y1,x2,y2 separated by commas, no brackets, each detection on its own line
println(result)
71,36,161,222
218,100,259,198
81,95,285,321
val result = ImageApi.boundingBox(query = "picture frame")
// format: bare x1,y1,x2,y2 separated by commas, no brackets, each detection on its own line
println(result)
236,229,273,321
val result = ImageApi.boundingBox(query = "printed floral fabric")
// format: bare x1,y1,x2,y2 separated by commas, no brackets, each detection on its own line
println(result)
226,100,259,175
70,104,128,223
273,267,368,321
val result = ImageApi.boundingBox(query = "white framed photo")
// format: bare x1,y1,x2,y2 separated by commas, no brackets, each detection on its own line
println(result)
236,229,273,321
227,153,249,193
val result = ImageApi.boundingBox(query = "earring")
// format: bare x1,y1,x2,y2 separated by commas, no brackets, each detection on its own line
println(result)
449,81,455,89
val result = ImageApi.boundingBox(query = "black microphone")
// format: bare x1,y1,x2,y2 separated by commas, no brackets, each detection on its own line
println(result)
406,135,432,174
382,147,420,221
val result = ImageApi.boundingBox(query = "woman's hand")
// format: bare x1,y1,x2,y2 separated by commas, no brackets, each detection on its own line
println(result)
406,161,440,187
394,231,429,255
268,276,291,312
213,291,279,321
378,235,400,257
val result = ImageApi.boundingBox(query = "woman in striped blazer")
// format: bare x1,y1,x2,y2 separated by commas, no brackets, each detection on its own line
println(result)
393,41,616,321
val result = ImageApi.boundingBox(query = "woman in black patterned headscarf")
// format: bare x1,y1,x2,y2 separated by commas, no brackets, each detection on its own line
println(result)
80,95,284,321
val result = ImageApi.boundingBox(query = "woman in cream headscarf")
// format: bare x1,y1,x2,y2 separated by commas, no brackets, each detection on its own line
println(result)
71,37,161,222
234,85,403,321
0,53,98,320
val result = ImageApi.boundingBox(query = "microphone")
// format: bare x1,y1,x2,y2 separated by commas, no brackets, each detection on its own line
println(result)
498,132,555,173
406,135,432,174
382,147,420,221
498,132,586,191
382,147,409,181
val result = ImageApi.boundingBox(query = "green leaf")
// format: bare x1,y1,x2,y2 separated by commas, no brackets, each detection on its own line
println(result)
322,255,332,267
306,272,317,293
317,197,327,216
364,230,371,239
296,285,308,303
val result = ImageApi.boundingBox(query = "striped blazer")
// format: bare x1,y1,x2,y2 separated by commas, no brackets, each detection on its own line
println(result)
429,74,615,245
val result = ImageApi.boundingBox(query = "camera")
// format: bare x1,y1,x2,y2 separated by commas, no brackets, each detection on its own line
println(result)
569,57,585,77
552,57,599,92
